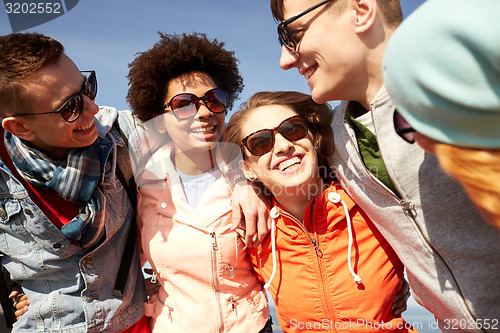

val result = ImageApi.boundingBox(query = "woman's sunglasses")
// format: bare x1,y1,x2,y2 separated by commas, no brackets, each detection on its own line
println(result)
163,88,228,120
241,115,309,156
12,70,97,123
393,109,416,144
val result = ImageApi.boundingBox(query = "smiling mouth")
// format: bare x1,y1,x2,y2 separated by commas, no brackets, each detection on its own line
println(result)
75,122,94,132
191,125,216,134
304,66,317,80
277,156,302,172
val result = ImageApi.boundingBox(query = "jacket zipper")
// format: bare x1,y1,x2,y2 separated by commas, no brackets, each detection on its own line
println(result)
308,205,334,321
279,209,333,319
224,265,249,279
150,270,158,284
225,265,234,278
210,232,224,333
400,199,417,218
227,297,236,310
344,114,421,224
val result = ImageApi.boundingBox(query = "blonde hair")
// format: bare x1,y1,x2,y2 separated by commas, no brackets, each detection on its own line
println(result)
435,144,500,230
270,0,403,28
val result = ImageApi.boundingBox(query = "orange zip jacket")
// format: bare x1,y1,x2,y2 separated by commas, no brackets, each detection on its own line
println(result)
248,182,418,333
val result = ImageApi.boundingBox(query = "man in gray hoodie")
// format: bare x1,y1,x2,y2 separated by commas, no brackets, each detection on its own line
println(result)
270,0,500,332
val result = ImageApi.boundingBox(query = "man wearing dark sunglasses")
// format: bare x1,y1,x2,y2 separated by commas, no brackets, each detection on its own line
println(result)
269,0,500,332
0,33,149,332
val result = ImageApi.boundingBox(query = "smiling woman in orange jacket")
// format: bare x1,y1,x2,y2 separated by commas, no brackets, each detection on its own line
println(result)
223,91,418,333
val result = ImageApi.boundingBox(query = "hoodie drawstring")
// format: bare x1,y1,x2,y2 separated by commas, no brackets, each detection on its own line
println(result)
264,190,362,291
328,192,362,284
263,207,279,291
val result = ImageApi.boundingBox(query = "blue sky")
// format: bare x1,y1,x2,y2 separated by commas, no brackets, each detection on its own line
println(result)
0,0,426,113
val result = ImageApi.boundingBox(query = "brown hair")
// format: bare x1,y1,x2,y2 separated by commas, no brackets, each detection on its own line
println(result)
270,0,403,28
127,32,243,122
223,91,334,165
435,144,500,229
377,0,403,28
0,33,64,117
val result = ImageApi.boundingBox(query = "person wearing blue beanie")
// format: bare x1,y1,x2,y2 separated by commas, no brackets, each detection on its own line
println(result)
384,0,500,149
383,0,500,229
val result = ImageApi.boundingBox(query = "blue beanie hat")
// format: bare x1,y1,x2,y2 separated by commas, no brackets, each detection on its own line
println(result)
383,0,500,148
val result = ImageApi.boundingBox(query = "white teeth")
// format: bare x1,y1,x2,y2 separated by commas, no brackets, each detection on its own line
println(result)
192,125,215,134
75,122,93,131
278,156,301,171
304,68,315,80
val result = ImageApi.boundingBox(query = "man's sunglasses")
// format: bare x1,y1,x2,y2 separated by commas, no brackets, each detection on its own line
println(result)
242,115,309,156
12,70,97,123
163,88,228,120
277,0,334,52
393,110,416,144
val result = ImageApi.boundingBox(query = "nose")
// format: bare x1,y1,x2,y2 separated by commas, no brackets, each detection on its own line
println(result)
82,94,99,117
195,101,213,119
279,45,299,70
273,132,294,155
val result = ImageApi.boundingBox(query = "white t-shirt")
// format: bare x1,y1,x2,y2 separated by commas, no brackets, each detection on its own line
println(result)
177,168,223,208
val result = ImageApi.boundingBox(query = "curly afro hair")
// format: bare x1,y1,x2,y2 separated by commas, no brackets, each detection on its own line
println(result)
127,32,243,122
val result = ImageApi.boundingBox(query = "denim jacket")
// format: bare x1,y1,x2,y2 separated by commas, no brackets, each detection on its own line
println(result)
0,107,145,333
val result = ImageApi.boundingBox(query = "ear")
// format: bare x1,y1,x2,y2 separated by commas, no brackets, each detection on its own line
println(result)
354,0,377,34
2,117,36,141
153,114,167,134
239,159,258,182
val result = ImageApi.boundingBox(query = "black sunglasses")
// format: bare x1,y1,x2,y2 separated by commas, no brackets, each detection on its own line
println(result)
12,71,97,123
277,0,334,52
242,115,309,156
393,109,415,144
164,88,228,120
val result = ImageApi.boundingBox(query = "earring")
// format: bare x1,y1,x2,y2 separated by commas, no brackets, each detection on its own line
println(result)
246,174,256,182
243,170,257,182
361,26,365,34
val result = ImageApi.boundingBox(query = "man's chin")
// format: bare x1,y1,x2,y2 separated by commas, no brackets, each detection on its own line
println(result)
310,88,329,105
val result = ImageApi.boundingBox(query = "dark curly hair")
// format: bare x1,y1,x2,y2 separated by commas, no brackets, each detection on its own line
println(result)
0,33,64,117
223,91,334,166
127,32,243,122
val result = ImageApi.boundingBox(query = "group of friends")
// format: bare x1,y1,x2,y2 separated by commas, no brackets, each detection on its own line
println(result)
0,0,498,333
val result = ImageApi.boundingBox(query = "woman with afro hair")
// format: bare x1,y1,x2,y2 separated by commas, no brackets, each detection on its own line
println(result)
126,32,272,333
